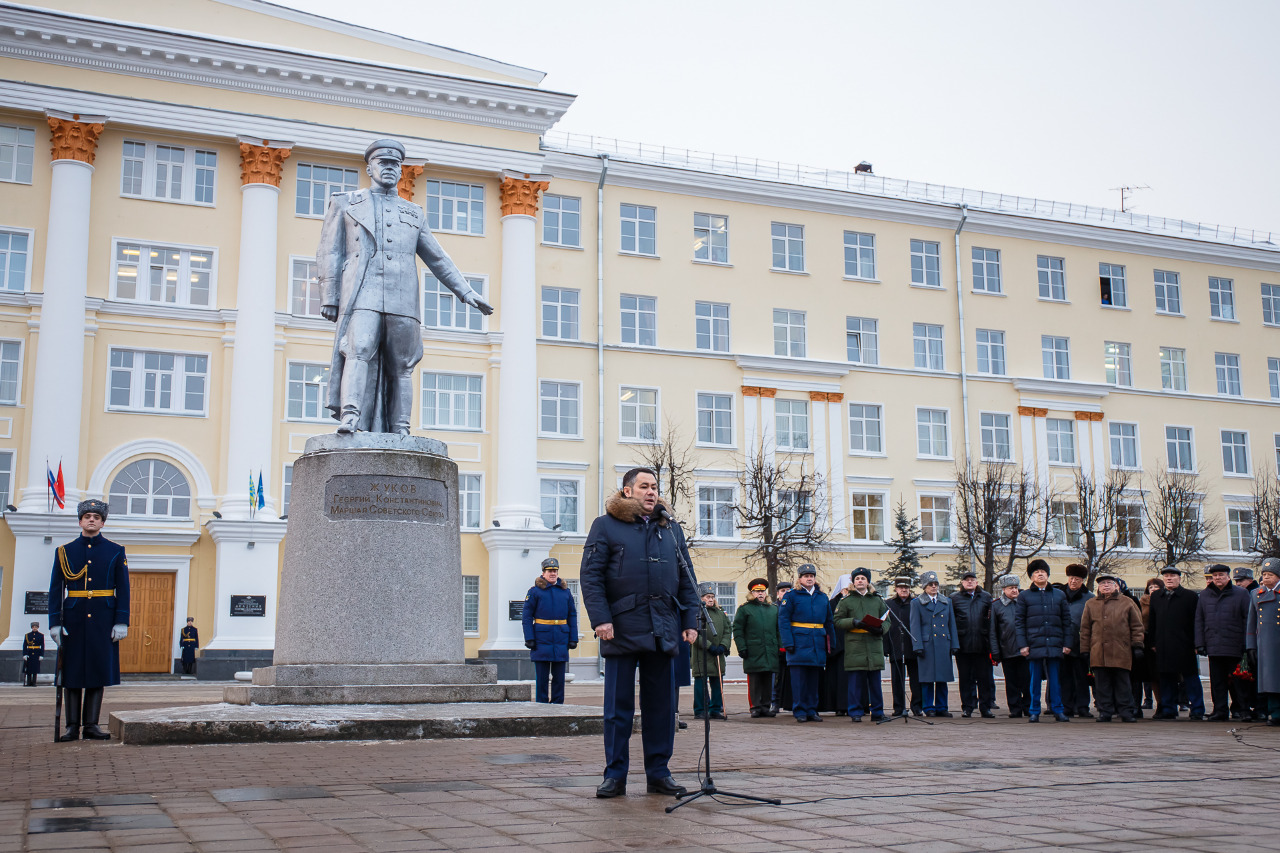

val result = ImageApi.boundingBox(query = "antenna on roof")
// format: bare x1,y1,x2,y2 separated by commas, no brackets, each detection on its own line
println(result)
1109,184,1151,212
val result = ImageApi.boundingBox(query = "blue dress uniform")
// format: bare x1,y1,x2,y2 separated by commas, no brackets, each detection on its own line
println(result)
180,623,199,674
910,585,959,715
23,628,44,685
778,568,836,722
522,565,578,704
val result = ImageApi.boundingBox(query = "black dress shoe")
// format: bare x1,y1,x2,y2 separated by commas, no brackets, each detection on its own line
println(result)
1120,715,1136,723
935,711,954,718
870,714,887,722
1053,713,1070,722
1188,713,1205,721
81,724,111,740
1077,711,1094,719
924,711,937,717
677,720,688,730
709,712,727,720
806,714,824,722
750,709,763,718
765,710,777,717
849,715,862,722
646,776,687,797
1028,714,1039,723
1207,712,1229,722
1267,718,1279,727
961,710,973,718
1096,714,1112,723
980,711,996,719
596,778,626,798
57,726,80,742
692,713,707,720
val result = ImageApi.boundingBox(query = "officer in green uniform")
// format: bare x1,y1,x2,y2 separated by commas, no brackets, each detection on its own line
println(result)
692,582,731,720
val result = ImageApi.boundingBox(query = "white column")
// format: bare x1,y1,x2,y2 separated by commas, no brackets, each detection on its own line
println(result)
1091,419,1107,484
810,394,829,528
204,520,287,651
1018,408,1037,480
1,515,80,651
1033,415,1050,485
827,394,846,533
760,392,777,466
1075,417,1092,479
743,391,759,454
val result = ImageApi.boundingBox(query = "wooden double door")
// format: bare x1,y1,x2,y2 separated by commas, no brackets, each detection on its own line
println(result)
118,572,176,673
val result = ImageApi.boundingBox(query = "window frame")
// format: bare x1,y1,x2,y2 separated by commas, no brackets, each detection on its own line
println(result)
1226,505,1256,554
918,493,953,544
0,123,35,185
423,272,488,333
458,472,483,531
107,458,194,520
1262,284,1280,327
0,226,33,293
110,238,218,308
848,402,885,457
620,294,658,347
282,463,293,518
695,301,730,353
619,203,657,256
1099,262,1127,308
1045,417,1077,465
912,322,945,371
693,212,729,264
289,255,322,318
1108,421,1141,470
843,230,876,280
849,491,888,543
1215,352,1242,397
462,575,481,634
1221,429,1251,477
695,392,735,448
971,247,1002,294
975,328,1006,376
1165,424,1196,473
619,385,660,443
542,194,581,248
979,411,1014,462
538,379,582,439
426,179,486,236
0,338,22,406
1208,276,1236,321
916,407,951,460
420,371,485,432
1269,356,1280,401
771,222,805,273
696,483,738,540
1104,341,1133,387
284,360,332,423
539,476,584,533
1115,502,1145,549
775,398,811,451
1160,346,1188,392
541,286,580,341
1154,269,1182,315
909,238,941,287
294,162,359,218
773,309,807,358
121,139,219,206
1037,255,1067,301
845,316,879,365
0,449,14,508
107,346,210,417
1041,335,1071,380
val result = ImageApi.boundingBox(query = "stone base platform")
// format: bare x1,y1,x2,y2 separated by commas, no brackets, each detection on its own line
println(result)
224,663,531,706
109,701,608,745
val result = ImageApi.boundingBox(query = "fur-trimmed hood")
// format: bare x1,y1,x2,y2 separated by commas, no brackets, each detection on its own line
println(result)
535,575,568,590
605,490,672,526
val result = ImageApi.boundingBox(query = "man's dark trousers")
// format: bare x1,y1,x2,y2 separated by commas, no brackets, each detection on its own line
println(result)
955,652,994,713
534,660,566,704
1158,672,1204,716
1060,655,1092,715
603,652,675,781
889,657,922,715
1000,656,1031,715
1093,666,1135,718
1208,656,1246,716
747,672,773,714
789,665,821,719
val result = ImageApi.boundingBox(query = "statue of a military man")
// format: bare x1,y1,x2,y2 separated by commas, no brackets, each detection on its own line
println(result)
318,139,493,435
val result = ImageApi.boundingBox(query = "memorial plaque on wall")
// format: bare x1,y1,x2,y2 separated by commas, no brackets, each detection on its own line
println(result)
230,595,267,617
508,600,524,621
323,475,448,523
24,591,49,615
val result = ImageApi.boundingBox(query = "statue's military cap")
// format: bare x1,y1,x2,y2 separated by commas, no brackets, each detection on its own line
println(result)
363,138,406,163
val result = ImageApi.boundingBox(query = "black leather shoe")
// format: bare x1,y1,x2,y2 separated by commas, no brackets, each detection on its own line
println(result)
849,715,862,722
81,724,111,740
1077,711,1094,719
596,778,626,798
806,714,824,722
677,720,687,729
646,776,687,797
980,711,996,719
57,726,80,742
1188,713,1204,721
1028,714,1039,723
709,712,727,720
1120,715,1136,723
961,710,973,718
749,709,763,718
1009,711,1023,718
1207,712,1229,722
1096,714,1112,722
1054,713,1070,722
924,711,937,717
935,711,954,718
870,714,887,722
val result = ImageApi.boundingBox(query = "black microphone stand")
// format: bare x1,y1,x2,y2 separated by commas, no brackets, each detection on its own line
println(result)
666,516,781,813
877,605,933,726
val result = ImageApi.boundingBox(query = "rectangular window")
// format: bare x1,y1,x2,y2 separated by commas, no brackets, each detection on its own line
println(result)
295,163,358,216
775,399,810,450
910,239,941,286
1263,284,1280,326
282,464,293,518
917,408,950,458
0,124,35,184
696,393,733,446
0,339,17,405
1215,352,1242,396
541,286,580,340
980,412,1013,461
1099,262,1127,307
975,329,1006,375
972,247,1001,293
772,223,805,272
780,490,814,534
112,241,214,307
1116,503,1144,548
121,140,218,205
1041,335,1070,380
715,582,738,618
539,381,580,437
620,295,657,346
290,257,321,317
1166,426,1194,472
913,323,944,370
773,309,806,358
1222,430,1250,475
620,386,658,441
540,478,580,532
620,203,656,255
0,229,30,293
919,495,952,543
0,450,12,507
693,213,729,263
462,575,480,633
286,362,331,421
1051,501,1083,547
421,372,483,430
1209,277,1236,320
1105,341,1132,387
695,302,730,352
1160,347,1187,391
1037,255,1066,301
1228,508,1255,552
108,348,208,415
1046,418,1076,464
423,274,486,332
848,404,883,454
458,473,482,530
850,493,886,542
843,231,875,279
427,180,485,235
1154,270,1182,314
845,316,878,364
1270,357,1280,400
542,194,581,247
697,485,735,539
1109,422,1140,469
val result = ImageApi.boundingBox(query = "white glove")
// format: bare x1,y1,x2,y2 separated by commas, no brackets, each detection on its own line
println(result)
111,624,128,642
48,626,64,646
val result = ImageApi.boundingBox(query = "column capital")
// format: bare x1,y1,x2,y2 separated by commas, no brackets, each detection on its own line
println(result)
238,139,293,187
757,387,778,399
809,391,831,402
1074,410,1104,421
499,171,551,216
741,385,761,397
397,162,424,201
826,392,844,403
46,115,105,165
1017,405,1048,417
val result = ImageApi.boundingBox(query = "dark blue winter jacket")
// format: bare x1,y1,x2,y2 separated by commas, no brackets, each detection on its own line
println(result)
522,576,578,662
1014,583,1071,660
778,585,835,668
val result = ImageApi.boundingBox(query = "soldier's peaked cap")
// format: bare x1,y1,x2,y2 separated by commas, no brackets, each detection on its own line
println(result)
364,139,406,163
540,557,560,571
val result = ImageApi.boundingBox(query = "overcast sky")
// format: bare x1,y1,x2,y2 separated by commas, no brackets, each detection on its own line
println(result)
277,0,1280,239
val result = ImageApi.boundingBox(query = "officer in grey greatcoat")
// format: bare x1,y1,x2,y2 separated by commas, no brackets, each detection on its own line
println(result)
318,139,492,434
1247,557,1280,726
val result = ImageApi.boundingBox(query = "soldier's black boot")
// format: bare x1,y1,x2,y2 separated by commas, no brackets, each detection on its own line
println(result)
81,688,111,740
59,688,82,741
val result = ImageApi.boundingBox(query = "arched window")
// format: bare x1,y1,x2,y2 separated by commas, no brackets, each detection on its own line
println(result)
108,459,191,519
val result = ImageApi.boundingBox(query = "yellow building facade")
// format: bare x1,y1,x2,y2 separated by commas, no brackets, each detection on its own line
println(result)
0,0,1276,679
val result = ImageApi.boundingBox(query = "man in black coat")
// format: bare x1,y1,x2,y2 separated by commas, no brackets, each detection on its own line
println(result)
990,574,1030,717
1059,564,1095,718
1234,567,1259,593
1148,566,1205,720
885,577,922,717
580,467,699,799
1014,558,1071,723
950,569,995,717
1196,564,1252,720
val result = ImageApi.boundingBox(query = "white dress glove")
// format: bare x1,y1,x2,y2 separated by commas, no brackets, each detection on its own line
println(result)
111,624,128,642
48,626,64,646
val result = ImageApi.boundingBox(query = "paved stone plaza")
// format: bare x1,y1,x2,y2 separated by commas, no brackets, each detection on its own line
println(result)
2,681,1278,852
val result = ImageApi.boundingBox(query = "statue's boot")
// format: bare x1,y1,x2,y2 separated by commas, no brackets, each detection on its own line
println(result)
59,687,82,741
82,687,111,739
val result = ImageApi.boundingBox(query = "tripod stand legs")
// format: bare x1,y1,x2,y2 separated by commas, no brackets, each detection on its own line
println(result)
666,776,783,813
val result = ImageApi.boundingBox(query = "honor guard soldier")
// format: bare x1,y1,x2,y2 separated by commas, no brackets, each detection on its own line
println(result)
23,622,44,686
48,499,130,741
180,617,199,675
521,558,578,704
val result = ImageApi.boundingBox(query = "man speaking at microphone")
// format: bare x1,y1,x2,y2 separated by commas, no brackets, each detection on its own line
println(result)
580,467,700,799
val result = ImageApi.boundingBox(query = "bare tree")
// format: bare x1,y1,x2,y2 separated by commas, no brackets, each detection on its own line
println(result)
735,445,834,594
883,498,928,586
952,462,1055,592
1143,466,1222,571
1069,467,1139,587
630,416,700,546
1250,465,1280,562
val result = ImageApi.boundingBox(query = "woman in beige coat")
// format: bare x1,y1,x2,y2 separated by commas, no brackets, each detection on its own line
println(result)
1079,572,1144,722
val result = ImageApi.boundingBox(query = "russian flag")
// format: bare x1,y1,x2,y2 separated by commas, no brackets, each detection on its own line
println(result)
47,462,65,510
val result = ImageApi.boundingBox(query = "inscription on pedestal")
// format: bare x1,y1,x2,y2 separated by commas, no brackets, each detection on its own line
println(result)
323,474,448,524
